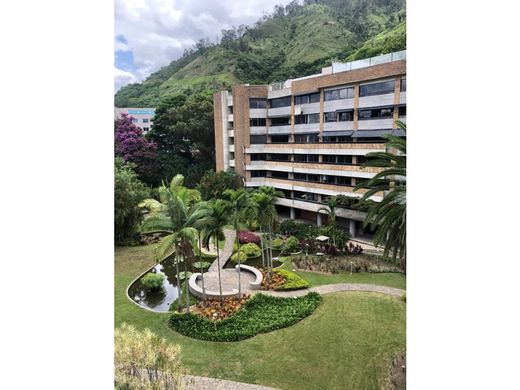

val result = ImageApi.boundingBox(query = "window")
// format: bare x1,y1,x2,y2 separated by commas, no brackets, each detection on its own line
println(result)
294,133,318,143
294,113,319,125
324,112,337,122
250,118,266,127
338,111,354,121
250,135,267,144
358,107,394,120
336,176,351,186
398,106,406,117
267,154,290,162
324,87,354,101
294,191,318,202
270,171,288,179
322,135,351,143
142,118,149,123
295,93,320,105
251,154,266,161
359,80,395,97
400,78,406,92
270,135,289,143
143,127,149,132
357,156,366,165
131,118,138,123
294,173,319,182
337,155,352,165
269,96,291,108
294,154,318,163
308,113,320,124
250,98,267,109
270,117,290,126
251,170,267,177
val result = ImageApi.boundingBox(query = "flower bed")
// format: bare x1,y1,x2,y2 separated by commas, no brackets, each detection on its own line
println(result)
191,295,250,320
292,255,404,274
238,230,261,244
260,268,309,291
168,292,322,342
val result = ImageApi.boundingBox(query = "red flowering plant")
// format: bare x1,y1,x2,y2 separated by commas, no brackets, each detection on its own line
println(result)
238,230,260,244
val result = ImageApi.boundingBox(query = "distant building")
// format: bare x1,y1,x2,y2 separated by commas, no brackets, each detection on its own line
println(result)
213,51,406,238
115,107,156,133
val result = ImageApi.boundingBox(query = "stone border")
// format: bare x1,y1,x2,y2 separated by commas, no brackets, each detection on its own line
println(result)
235,264,263,290
188,272,239,299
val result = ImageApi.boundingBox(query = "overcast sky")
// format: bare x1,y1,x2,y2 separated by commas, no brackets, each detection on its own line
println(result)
115,0,295,92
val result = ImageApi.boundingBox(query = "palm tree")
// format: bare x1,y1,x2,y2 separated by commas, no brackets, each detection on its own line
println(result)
223,188,257,297
354,121,406,268
141,175,205,312
317,196,339,246
252,186,282,285
198,199,229,305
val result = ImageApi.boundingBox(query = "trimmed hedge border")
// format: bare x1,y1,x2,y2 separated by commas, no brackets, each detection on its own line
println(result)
273,268,309,291
168,292,322,342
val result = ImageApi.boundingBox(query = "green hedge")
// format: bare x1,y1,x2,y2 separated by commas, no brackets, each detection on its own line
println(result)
231,251,247,263
168,292,322,342
241,242,261,258
274,269,309,291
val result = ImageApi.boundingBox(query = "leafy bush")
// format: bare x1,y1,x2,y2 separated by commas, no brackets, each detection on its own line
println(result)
274,269,309,291
193,261,211,270
168,292,322,341
272,237,284,250
238,230,261,244
241,242,261,258
115,323,186,389
231,251,247,263
141,273,165,290
277,220,319,239
281,236,301,255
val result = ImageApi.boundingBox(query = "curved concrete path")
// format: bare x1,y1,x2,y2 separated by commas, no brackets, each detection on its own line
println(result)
183,375,278,390
208,228,236,272
259,283,405,298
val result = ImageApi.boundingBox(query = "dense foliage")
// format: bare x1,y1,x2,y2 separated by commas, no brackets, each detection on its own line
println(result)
168,292,322,341
231,251,247,263
240,243,261,258
141,273,165,290
114,113,159,186
147,92,215,187
237,230,261,244
114,323,186,389
114,158,150,245
281,236,302,255
197,170,244,200
273,269,310,291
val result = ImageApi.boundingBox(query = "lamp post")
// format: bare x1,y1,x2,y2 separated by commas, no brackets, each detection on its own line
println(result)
350,261,354,275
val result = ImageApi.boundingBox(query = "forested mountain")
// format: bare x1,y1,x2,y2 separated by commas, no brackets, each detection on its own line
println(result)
115,0,406,107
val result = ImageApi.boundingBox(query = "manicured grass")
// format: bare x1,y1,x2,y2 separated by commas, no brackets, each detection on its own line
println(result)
279,256,407,290
115,244,406,390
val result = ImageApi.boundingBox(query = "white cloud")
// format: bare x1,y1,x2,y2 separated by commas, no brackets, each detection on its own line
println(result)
115,0,295,89
114,67,138,92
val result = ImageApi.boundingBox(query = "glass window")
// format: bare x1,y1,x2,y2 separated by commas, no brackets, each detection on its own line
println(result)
398,106,406,117
295,93,320,105
323,155,336,163
142,118,149,123
250,118,266,127
309,93,320,103
381,108,393,117
337,155,352,165
359,110,372,120
270,171,288,179
358,107,394,120
360,80,395,97
308,113,320,124
338,111,353,121
271,135,289,143
270,96,291,108
336,176,351,186
143,127,149,132
294,134,318,143
400,78,406,92
249,99,267,109
251,170,267,177
251,154,266,161
324,87,354,101
131,118,138,123
270,117,290,126
324,112,337,122
250,135,267,144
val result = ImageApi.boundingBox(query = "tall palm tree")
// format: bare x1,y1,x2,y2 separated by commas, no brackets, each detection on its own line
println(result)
141,175,205,312
354,121,406,267
198,199,229,305
317,196,339,246
252,186,282,285
223,188,257,297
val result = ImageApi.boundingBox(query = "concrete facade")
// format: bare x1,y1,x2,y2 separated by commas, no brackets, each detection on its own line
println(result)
115,107,155,133
214,51,406,236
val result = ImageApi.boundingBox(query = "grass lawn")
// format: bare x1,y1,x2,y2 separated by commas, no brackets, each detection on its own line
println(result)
279,256,407,290
116,244,406,390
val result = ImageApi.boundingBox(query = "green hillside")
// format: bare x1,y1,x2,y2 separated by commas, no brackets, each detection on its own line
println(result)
115,0,406,107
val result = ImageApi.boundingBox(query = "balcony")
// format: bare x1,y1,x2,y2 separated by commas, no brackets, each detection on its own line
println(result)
228,114,234,122
229,159,235,167
323,121,354,132
229,145,234,152
358,93,395,109
227,96,233,106
323,99,355,112
228,130,234,137
250,126,267,135
268,106,291,117
400,91,406,105
249,108,267,118
268,125,292,134
357,118,394,130
296,102,320,115
294,123,319,133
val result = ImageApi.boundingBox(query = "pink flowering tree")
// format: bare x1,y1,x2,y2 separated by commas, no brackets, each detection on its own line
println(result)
114,113,159,185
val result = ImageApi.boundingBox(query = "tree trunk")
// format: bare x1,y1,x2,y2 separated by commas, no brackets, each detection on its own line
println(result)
174,247,182,312
198,231,206,300
216,236,224,306
183,253,190,312
260,230,265,269
236,229,242,297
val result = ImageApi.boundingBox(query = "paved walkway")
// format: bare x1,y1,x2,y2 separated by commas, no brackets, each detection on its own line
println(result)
183,375,278,390
208,228,236,272
259,283,405,298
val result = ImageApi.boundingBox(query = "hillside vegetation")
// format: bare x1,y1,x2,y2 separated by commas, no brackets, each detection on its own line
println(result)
115,0,406,107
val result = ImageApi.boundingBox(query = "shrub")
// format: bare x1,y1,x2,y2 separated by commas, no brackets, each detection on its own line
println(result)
141,273,165,290
272,237,284,250
241,242,261,258
193,261,211,270
238,230,261,244
168,292,322,342
281,235,300,255
231,251,247,263
277,220,319,239
401,293,406,303
274,269,309,291
115,323,186,389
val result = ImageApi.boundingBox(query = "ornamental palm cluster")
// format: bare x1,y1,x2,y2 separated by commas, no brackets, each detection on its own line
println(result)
354,121,406,268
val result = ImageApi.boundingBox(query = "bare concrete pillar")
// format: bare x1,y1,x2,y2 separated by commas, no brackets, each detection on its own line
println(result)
349,220,356,237
317,213,323,227
290,207,295,220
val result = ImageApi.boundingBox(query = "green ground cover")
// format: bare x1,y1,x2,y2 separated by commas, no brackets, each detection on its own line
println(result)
115,244,406,389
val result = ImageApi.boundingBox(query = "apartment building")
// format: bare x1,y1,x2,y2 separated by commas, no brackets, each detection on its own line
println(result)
213,51,406,238
114,107,156,133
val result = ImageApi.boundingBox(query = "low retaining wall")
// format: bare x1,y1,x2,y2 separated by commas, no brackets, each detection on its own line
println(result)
188,273,239,299
235,264,263,290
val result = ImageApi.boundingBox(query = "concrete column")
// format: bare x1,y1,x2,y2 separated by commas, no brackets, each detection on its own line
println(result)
317,213,323,227
359,224,365,236
349,220,356,237
290,207,295,220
